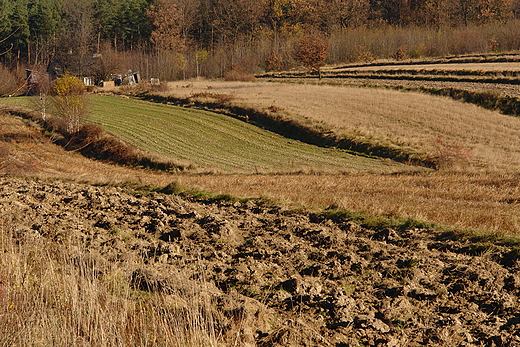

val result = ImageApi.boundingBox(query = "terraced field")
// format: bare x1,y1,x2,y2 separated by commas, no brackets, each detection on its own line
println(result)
157,78,520,172
261,54,520,98
88,95,409,174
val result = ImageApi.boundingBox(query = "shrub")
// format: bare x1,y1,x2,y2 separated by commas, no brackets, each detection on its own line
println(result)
223,69,255,81
488,37,500,52
90,136,141,164
409,49,422,59
429,138,472,170
393,46,409,60
69,124,105,149
223,63,256,81
265,51,284,72
51,73,88,134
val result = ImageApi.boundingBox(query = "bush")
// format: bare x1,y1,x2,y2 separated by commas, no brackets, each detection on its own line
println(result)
51,73,88,134
393,46,409,60
223,67,255,81
90,136,141,164
69,124,105,149
265,51,284,72
429,138,472,170
223,58,259,81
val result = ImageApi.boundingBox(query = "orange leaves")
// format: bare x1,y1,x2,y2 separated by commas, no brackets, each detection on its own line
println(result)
293,35,328,73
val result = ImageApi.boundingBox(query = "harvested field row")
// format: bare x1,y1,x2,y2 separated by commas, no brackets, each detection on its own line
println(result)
321,77,520,99
330,52,520,70
331,62,520,73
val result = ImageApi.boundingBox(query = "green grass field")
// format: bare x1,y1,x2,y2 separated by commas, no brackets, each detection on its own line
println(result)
1,94,417,174
87,95,411,174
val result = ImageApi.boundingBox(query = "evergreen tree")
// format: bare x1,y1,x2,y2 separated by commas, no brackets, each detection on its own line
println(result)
27,0,62,64
0,0,30,61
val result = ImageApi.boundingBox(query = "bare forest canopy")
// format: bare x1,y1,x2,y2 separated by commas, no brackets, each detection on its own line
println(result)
2,0,520,80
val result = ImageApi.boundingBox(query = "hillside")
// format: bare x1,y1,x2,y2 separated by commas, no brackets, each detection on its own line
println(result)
149,78,520,172
2,174,520,346
3,64,520,345
88,95,413,174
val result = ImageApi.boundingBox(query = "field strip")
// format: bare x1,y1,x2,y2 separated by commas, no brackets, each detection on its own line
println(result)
330,62,520,72
89,95,416,174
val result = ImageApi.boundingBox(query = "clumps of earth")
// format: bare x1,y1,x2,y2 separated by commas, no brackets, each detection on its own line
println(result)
2,176,520,346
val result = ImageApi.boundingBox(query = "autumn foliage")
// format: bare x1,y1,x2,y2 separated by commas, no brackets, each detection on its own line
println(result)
293,35,328,77
1,0,520,81
51,73,88,134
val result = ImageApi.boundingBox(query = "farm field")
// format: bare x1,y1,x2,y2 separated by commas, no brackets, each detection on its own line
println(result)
260,54,520,98
2,104,520,234
88,95,409,174
4,56,520,344
333,62,520,72
154,78,520,172
3,103,520,345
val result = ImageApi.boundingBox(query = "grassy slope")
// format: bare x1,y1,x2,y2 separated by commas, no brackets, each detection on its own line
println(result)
88,95,412,174
158,80,520,172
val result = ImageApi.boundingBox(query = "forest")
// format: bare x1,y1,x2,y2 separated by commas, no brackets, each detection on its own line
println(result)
1,0,520,82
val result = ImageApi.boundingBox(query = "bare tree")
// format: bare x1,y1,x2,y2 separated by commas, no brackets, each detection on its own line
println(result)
61,0,96,77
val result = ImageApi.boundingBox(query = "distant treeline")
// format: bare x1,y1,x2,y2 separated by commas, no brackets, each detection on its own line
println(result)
1,0,520,80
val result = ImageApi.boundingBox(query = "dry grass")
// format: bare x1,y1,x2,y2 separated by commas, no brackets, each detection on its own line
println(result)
3,99,520,235
0,223,219,347
160,80,520,172
0,110,174,184
172,172,520,235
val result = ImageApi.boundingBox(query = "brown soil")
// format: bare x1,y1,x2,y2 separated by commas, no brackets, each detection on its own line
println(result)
3,176,520,346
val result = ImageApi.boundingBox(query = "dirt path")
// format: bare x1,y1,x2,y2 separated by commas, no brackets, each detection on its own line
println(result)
2,176,520,346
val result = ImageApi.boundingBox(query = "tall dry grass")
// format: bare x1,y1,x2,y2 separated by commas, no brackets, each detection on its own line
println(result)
0,222,219,347
172,172,520,236
332,61,520,73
